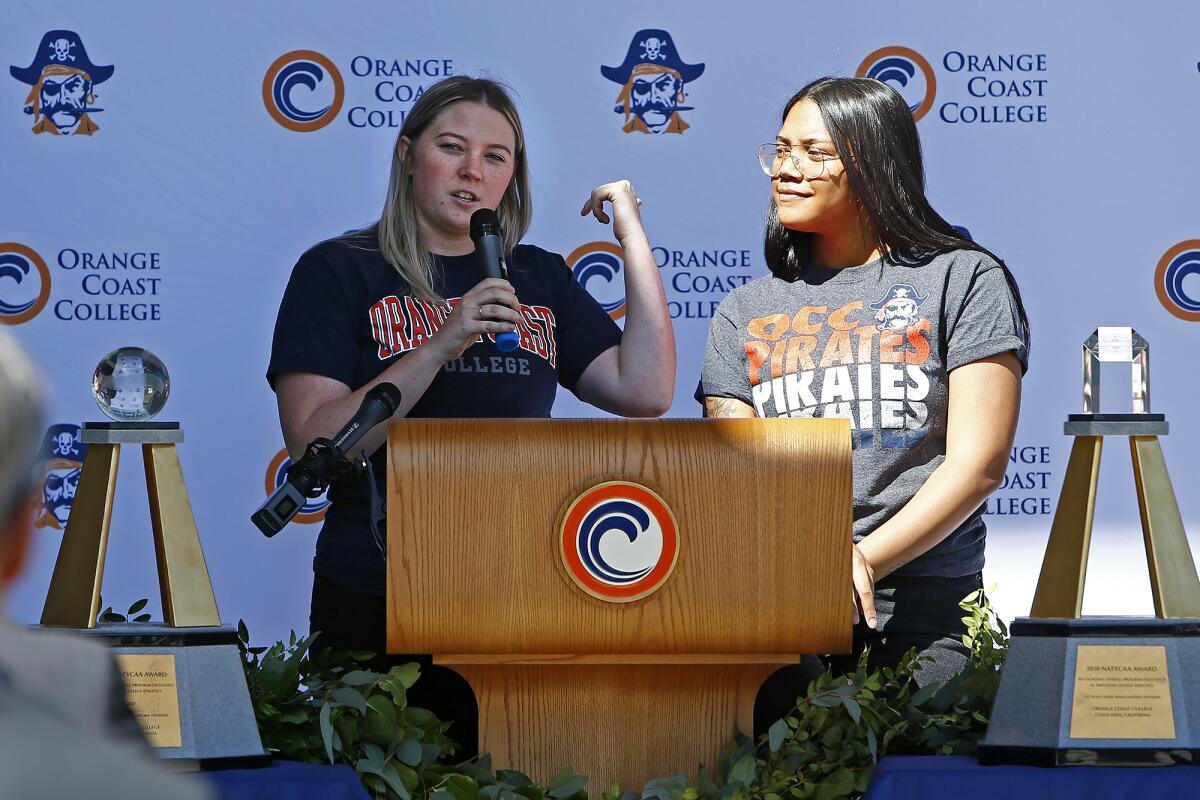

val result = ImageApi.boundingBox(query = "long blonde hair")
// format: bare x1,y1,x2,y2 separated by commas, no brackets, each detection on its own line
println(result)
360,77,532,301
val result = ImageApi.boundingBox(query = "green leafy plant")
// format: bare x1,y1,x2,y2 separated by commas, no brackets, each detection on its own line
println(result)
236,590,1007,800
101,591,1008,800
97,596,152,623
237,624,588,800
600,589,1008,800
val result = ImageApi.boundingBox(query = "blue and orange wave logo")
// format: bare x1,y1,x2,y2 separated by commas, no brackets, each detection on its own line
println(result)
1155,240,1200,322
265,448,329,523
567,241,625,321
0,243,51,324
262,50,344,132
559,481,679,603
857,46,937,121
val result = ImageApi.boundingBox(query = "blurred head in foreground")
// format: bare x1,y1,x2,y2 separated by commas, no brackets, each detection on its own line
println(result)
0,329,43,600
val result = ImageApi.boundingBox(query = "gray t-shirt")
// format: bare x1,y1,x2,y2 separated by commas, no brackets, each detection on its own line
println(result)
700,249,1028,578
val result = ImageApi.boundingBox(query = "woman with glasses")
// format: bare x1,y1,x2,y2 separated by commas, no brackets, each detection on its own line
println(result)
700,77,1029,696
267,76,675,753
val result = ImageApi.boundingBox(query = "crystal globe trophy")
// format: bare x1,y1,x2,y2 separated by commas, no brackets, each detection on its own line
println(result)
40,347,265,765
91,346,170,422
982,328,1200,767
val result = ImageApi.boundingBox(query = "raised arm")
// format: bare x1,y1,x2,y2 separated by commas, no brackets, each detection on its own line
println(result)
573,180,676,417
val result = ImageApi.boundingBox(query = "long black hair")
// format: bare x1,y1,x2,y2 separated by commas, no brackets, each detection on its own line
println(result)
764,77,1029,343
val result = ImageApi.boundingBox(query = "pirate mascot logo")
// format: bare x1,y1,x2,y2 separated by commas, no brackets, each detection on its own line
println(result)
870,284,928,331
10,30,113,136
601,29,704,134
35,424,87,531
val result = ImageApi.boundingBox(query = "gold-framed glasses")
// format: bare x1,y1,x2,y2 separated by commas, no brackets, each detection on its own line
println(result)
756,143,840,179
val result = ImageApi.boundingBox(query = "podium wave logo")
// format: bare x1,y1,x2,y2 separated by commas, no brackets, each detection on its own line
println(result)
0,243,51,324
263,50,344,132
265,448,329,523
857,46,937,121
567,242,626,321
559,481,679,602
1155,240,1200,322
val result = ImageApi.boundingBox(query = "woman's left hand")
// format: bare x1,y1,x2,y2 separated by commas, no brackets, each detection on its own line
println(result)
852,543,877,629
580,180,646,244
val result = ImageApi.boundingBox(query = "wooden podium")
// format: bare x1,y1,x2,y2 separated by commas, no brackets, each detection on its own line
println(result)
386,418,851,790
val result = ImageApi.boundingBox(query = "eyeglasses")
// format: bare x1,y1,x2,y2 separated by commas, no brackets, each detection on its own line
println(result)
757,143,840,179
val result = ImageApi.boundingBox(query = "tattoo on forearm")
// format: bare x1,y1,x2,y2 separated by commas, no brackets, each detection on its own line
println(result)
704,397,745,418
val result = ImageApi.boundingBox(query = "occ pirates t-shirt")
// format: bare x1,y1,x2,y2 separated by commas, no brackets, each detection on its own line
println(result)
268,238,622,594
701,249,1028,579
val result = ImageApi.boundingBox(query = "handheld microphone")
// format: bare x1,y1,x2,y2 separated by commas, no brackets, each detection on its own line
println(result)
251,382,402,538
469,208,520,353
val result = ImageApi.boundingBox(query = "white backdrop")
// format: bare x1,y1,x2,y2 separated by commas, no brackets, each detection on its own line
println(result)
4,0,1198,644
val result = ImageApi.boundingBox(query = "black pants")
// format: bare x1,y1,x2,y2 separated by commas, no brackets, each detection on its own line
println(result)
754,572,983,737
309,575,478,760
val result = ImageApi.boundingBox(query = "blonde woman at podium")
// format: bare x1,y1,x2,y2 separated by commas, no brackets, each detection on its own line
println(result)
267,76,674,753
700,77,1029,698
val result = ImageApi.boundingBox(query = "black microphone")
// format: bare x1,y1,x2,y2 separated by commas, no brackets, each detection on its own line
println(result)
469,208,519,352
329,382,402,454
251,382,402,537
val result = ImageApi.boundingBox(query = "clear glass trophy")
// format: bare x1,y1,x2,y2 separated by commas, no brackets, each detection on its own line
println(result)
91,346,170,422
1073,327,1160,428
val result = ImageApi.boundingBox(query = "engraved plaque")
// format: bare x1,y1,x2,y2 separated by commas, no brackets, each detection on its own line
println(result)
115,653,183,748
1069,645,1175,740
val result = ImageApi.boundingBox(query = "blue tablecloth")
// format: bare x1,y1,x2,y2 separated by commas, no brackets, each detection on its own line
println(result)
865,755,1197,800
204,760,370,800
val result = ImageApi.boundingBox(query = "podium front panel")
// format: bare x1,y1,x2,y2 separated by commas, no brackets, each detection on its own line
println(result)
386,418,851,656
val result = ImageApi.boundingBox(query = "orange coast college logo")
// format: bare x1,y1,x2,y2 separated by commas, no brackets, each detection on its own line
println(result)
9,30,113,136
1155,240,1200,322
0,243,51,324
559,481,679,603
567,242,625,321
861,46,1048,125
265,448,329,523
857,46,937,121
601,29,704,135
263,50,344,132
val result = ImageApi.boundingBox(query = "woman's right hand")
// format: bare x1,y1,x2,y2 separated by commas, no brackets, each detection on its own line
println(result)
429,278,521,362
852,543,877,629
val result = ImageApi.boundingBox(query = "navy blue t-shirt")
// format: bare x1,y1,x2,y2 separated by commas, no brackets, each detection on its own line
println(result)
267,237,622,594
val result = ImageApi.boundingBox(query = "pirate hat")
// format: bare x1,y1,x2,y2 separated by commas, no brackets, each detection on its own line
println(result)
869,283,927,309
10,30,114,86
601,29,705,85
37,424,86,463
